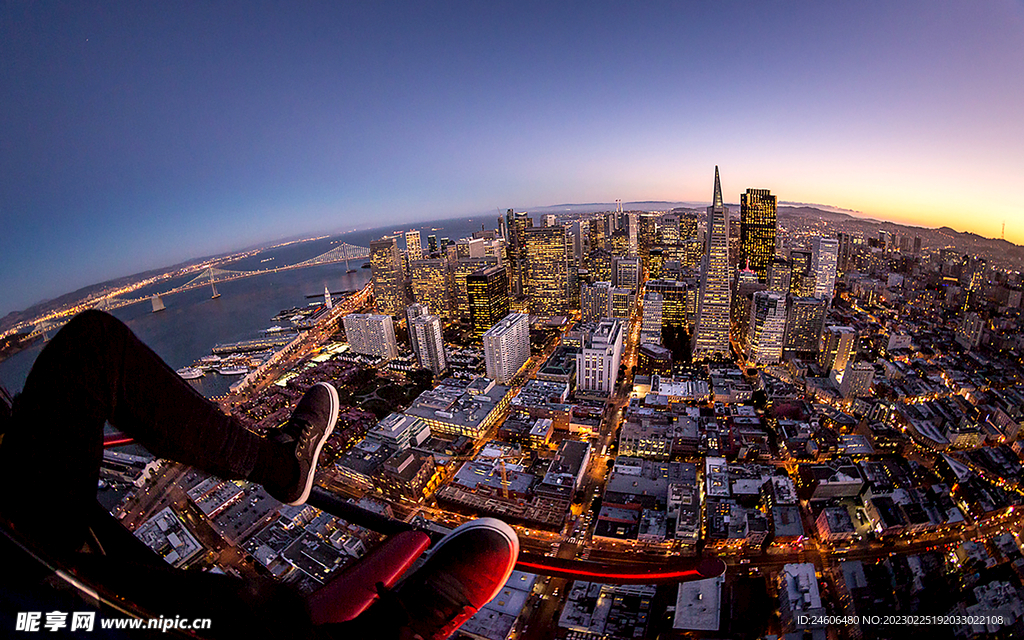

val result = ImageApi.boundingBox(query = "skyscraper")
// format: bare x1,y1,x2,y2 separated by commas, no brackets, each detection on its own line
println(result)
524,226,570,316
739,189,777,282
505,209,533,297
466,265,510,342
692,167,733,360
482,312,531,384
811,237,839,302
641,291,663,345
427,234,438,254
819,326,856,374
612,256,640,292
343,314,398,360
410,258,449,321
746,291,787,365
410,314,447,376
788,250,814,297
783,296,827,358
370,236,407,317
405,230,423,261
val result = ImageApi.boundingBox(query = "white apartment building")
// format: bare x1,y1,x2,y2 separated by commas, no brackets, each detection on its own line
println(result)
343,313,398,360
576,318,623,395
482,312,531,384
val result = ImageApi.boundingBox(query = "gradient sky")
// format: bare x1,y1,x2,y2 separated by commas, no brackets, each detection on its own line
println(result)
2,1,1023,318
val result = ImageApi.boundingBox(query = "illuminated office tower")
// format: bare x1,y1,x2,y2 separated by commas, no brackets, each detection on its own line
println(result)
606,211,618,234
789,250,814,297
658,214,680,245
692,167,733,360
678,213,698,241
638,213,658,261
641,291,663,344
571,220,587,264
466,264,510,342
405,230,423,261
410,258,450,321
768,258,791,294
731,279,767,346
612,256,641,292
482,312,531,384
410,314,447,376
456,237,485,259
836,232,854,272
739,189,777,282
581,281,613,322
370,236,407,316
584,249,613,284
819,326,856,374
505,209,533,297
783,296,827,358
746,291,787,364
647,248,665,280
577,318,624,395
524,226,570,316
343,314,398,361
811,237,839,302
587,218,606,252
542,214,557,227
609,229,630,257
427,234,438,254
452,257,498,323
647,279,692,331
627,211,638,256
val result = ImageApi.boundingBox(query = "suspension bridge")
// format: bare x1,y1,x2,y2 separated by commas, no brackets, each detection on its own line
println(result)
19,242,371,337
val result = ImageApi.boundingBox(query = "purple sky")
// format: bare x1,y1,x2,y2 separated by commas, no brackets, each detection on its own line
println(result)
2,1,1023,318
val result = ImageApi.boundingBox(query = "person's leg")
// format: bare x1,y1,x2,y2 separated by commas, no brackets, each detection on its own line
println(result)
0,310,287,557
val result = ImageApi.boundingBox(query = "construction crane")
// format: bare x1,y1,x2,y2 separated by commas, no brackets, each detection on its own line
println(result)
444,453,526,500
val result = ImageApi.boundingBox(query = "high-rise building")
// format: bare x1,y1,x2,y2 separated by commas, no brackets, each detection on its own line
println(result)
370,237,407,316
577,318,624,395
819,326,856,374
746,291,787,365
427,234,438,254
581,281,613,322
657,214,680,245
410,314,447,376
452,257,499,323
788,250,814,297
739,189,777,282
783,296,827,358
406,303,429,356
627,211,638,256
505,209,533,297
768,258,791,294
482,312,531,384
838,361,874,399
405,230,423,261
410,258,449,321
612,256,641,292
466,265,510,342
638,213,658,262
647,279,693,330
692,167,733,360
524,226,570,316
641,291,663,344
542,214,557,227
811,237,839,302
343,314,398,360
956,312,984,350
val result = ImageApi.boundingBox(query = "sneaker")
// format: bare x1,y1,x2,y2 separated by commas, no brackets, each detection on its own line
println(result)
390,518,519,640
270,382,338,506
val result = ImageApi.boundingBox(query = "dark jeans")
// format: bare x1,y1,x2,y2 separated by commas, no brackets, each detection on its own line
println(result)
0,309,264,557
0,310,318,639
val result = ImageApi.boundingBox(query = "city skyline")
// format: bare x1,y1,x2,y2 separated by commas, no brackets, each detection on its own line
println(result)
2,2,1023,318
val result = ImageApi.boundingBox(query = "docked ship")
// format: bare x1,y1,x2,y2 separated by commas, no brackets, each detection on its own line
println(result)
176,367,204,380
217,366,249,376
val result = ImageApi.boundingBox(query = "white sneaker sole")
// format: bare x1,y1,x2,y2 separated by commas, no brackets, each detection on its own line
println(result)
287,381,339,506
428,517,520,606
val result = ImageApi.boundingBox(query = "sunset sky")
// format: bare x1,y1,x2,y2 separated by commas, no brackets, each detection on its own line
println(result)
2,1,1023,317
